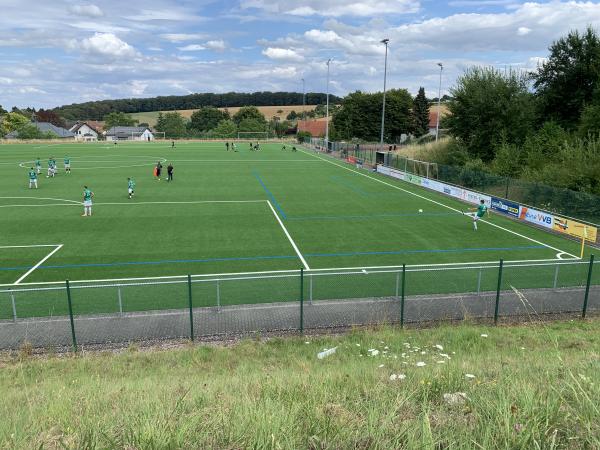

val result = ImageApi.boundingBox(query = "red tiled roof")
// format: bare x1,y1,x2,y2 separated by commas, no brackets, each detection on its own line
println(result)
297,119,327,137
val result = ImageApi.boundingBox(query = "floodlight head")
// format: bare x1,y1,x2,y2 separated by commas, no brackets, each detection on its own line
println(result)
381,38,390,45
438,62,443,68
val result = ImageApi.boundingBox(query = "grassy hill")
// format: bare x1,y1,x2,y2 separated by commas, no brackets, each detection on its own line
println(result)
131,105,318,126
1,320,599,448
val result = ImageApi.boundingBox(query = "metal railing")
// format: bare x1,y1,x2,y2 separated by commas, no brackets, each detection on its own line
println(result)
0,258,597,351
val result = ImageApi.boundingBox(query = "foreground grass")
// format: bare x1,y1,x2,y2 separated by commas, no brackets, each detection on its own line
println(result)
1,320,599,449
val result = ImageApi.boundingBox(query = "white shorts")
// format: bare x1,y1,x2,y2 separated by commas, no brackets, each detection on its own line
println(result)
84,200,92,207
29,180,37,186
473,214,481,221
128,188,133,194
65,164,70,169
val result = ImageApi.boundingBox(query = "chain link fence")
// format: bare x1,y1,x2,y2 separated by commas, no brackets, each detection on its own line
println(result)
0,257,597,351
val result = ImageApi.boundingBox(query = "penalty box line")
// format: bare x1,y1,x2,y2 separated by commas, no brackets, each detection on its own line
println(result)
266,200,310,270
298,147,579,260
1,244,65,285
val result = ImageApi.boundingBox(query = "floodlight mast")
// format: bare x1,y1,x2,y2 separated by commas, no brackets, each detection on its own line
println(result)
325,58,332,149
379,38,390,152
302,78,306,121
436,62,443,141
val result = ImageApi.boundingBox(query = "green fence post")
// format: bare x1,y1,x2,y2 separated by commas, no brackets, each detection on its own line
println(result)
65,280,77,352
582,254,595,319
300,268,304,333
400,264,406,328
188,274,194,341
494,260,504,326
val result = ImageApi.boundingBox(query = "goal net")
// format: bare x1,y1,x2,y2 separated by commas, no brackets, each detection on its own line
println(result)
237,132,272,141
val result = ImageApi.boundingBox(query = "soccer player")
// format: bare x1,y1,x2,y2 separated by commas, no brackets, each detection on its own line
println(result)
82,186,94,217
232,142,237,152
292,146,297,152
167,163,173,182
47,157,56,178
156,161,163,181
282,144,286,151
249,142,253,151
64,156,71,174
171,140,175,149
226,142,229,151
35,157,41,174
128,177,135,199
28,167,38,189
464,199,489,231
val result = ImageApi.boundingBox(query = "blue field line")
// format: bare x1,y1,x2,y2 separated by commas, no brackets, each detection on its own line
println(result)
0,245,546,273
288,211,459,221
304,245,546,258
252,170,287,219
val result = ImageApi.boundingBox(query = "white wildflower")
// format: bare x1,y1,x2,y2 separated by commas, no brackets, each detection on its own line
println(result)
465,374,476,379
480,334,488,338
416,361,426,367
435,344,444,350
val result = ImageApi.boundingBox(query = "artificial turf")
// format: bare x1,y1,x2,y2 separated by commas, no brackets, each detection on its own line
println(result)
0,141,596,318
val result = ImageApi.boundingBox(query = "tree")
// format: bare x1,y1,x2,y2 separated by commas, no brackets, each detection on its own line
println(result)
1,112,30,136
211,119,237,137
332,89,413,142
578,103,600,137
286,110,298,121
412,87,430,137
445,67,535,162
35,109,66,128
189,107,230,132
533,27,600,129
104,111,138,128
232,106,266,125
155,112,186,138
238,118,266,133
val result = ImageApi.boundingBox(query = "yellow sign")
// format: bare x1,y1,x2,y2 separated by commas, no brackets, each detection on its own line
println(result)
553,216,598,242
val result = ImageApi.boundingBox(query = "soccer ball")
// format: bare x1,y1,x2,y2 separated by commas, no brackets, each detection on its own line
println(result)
418,209,423,213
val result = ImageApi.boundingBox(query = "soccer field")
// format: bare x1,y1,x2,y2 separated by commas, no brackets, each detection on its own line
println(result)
0,140,590,287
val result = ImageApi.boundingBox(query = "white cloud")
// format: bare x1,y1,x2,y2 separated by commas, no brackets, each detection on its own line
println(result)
160,33,208,43
129,80,148,95
241,0,420,16
178,44,206,51
0,77,13,84
262,47,304,62
69,4,104,17
517,26,531,36
205,40,228,51
78,33,139,59
18,86,46,94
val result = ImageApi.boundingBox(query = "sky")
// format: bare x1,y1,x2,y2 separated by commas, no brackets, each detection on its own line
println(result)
1,0,600,109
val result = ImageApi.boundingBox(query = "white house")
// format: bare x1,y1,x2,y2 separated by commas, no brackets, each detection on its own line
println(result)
105,126,155,141
70,122,100,141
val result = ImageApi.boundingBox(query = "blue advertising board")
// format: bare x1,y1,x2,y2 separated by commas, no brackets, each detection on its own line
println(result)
491,197,520,218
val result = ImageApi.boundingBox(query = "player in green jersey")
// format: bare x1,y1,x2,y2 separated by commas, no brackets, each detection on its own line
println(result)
47,157,56,178
464,200,489,230
64,156,71,174
28,167,38,189
82,186,94,217
35,157,41,174
128,177,135,199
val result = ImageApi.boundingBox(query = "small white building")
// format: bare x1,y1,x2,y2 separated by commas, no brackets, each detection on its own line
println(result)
105,126,155,141
70,122,100,141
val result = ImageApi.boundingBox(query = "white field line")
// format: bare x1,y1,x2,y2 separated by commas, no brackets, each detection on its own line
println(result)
14,244,63,285
0,257,589,289
0,199,267,208
0,196,81,204
266,200,310,270
298,148,579,259
0,244,62,249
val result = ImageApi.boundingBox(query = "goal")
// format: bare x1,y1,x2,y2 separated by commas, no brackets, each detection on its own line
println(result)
237,132,272,141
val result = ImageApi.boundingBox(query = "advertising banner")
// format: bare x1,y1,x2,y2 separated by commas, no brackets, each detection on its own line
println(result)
420,178,445,194
464,190,492,207
491,197,520,218
519,207,554,229
405,173,422,185
553,216,598,242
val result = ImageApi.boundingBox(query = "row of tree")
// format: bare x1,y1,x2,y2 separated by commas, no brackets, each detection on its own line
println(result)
440,26,600,196
152,106,294,138
51,92,341,121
